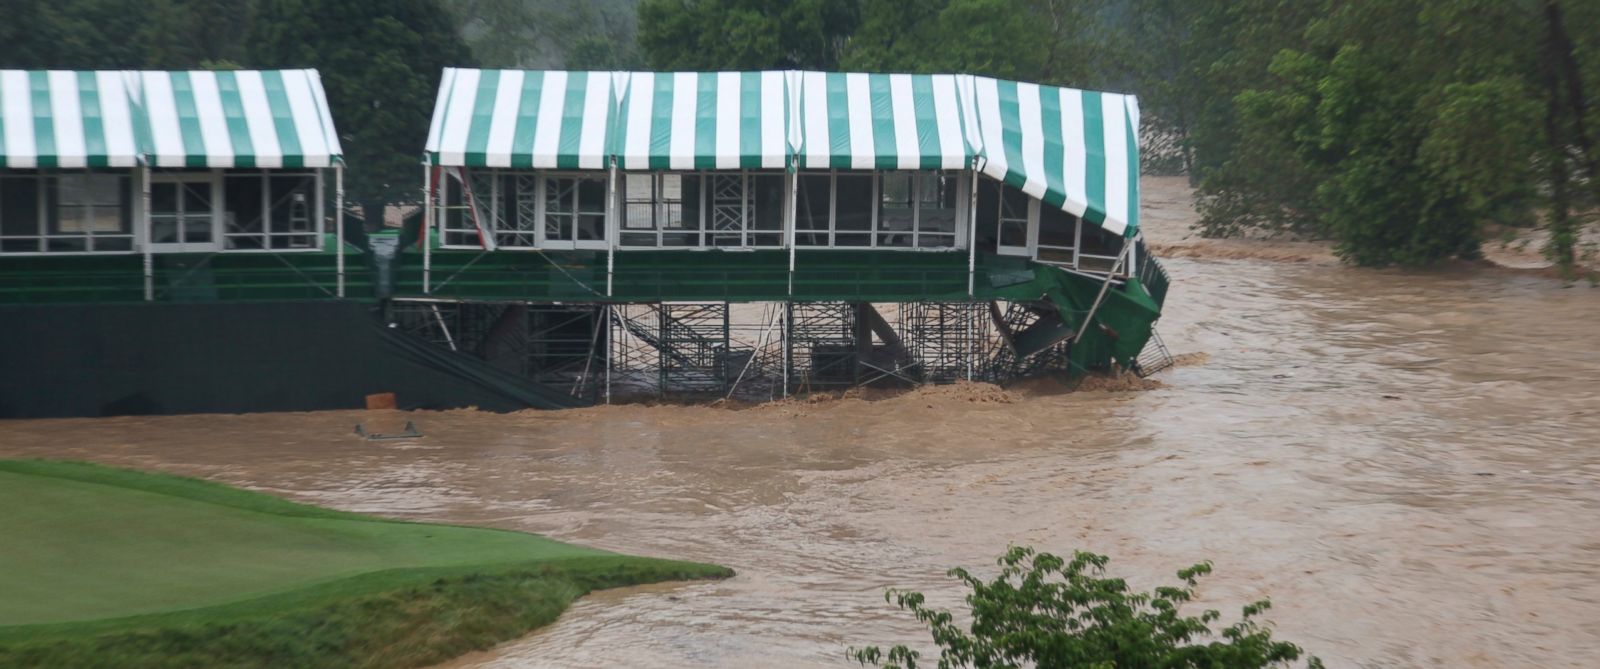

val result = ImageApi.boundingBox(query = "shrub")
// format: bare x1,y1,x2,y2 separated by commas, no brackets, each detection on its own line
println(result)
850,546,1322,669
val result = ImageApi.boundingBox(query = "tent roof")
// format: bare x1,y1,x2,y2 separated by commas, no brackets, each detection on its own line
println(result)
139,69,342,169
971,77,1140,236
0,70,140,168
0,69,342,170
615,71,790,171
796,71,972,171
423,69,1142,236
425,68,614,170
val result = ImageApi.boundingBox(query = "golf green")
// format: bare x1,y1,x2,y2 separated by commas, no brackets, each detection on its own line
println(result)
0,460,729,668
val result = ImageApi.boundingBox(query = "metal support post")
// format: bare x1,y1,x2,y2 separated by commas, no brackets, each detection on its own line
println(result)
335,163,346,297
607,159,617,297
787,159,798,296
967,166,979,297
140,163,153,301
422,161,433,294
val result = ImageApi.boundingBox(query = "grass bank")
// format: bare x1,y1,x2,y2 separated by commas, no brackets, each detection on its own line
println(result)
0,459,730,668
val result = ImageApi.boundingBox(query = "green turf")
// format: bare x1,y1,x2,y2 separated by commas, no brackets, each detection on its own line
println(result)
0,460,730,668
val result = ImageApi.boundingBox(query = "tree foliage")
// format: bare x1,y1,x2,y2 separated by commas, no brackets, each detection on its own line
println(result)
250,0,471,218
850,546,1322,669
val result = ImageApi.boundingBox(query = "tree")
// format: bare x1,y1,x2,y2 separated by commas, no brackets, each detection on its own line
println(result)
250,0,472,226
638,0,860,70
851,546,1322,669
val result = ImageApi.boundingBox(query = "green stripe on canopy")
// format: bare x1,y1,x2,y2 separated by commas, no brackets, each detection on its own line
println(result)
613,71,788,171
425,68,613,169
971,76,1140,237
139,69,341,168
797,71,971,171
0,70,140,168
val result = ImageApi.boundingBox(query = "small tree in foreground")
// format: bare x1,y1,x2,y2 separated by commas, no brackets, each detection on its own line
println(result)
850,546,1323,669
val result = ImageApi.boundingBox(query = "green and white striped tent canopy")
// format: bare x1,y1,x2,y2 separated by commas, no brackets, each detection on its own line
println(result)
0,69,342,170
424,69,1142,236
615,71,790,170
139,69,343,169
972,76,1140,236
796,71,973,171
425,68,615,170
0,70,140,168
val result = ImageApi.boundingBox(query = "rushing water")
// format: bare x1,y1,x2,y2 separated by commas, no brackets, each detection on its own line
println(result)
3,252,1599,668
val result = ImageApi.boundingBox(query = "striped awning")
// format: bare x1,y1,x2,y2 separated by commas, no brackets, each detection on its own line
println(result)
139,69,342,169
615,71,790,171
420,70,1142,236
0,70,140,168
425,68,614,169
972,77,1140,236
796,72,971,171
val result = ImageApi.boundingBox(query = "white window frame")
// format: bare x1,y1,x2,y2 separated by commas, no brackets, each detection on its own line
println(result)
535,171,609,251
0,171,138,256
795,170,967,250
617,170,787,250
219,169,326,253
148,171,223,253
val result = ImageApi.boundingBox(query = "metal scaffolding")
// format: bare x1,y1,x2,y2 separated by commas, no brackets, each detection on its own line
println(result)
391,297,1108,404
899,301,992,384
785,301,857,393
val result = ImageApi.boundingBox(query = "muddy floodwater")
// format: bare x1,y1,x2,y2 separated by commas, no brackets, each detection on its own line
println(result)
4,189,1600,668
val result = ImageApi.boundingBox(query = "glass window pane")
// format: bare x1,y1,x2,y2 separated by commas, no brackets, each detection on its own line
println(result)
878,172,913,234
1000,183,1029,222
918,173,957,234
577,177,607,214
224,175,265,236
577,213,605,241
835,174,873,233
999,220,1027,247
1080,221,1123,257
624,202,655,230
751,174,784,232
677,174,699,231
269,176,314,245
1038,206,1076,248
1,177,38,237
796,174,830,231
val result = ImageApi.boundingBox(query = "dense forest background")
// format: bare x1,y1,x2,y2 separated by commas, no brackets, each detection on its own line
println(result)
0,0,1594,272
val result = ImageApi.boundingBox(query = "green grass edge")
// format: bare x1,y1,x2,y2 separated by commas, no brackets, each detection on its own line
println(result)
0,459,733,669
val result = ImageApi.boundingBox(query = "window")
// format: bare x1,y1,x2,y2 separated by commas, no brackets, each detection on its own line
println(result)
833,173,873,246
622,171,780,249
1037,205,1077,265
1078,216,1124,272
998,182,1030,251
223,171,319,250
543,175,607,247
914,172,959,248
794,171,962,249
0,173,132,254
0,175,42,253
437,171,481,247
150,178,215,249
795,173,831,246
622,172,697,247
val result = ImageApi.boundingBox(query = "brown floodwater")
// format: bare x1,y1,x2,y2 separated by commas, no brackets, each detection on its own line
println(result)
4,238,1600,668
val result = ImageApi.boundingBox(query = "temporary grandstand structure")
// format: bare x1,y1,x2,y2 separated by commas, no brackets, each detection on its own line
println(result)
0,69,351,301
414,69,1169,401
421,69,1142,292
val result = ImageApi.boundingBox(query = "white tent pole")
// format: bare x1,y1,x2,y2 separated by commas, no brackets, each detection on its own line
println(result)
335,163,345,297
967,166,979,298
605,306,613,405
787,159,797,296
141,163,153,301
422,161,433,294
607,158,617,297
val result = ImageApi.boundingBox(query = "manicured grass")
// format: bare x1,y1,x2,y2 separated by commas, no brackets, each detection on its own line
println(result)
0,460,730,668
